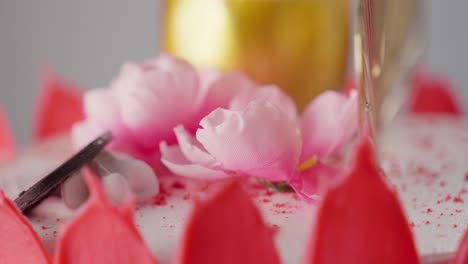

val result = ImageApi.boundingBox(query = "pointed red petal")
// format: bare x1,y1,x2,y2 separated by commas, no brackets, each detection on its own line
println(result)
0,105,16,160
304,138,419,264
0,192,50,263
409,72,463,116
54,169,157,264
174,181,281,264
455,228,468,264
34,71,84,142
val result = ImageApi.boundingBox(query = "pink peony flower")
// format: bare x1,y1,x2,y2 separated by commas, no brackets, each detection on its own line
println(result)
71,54,256,163
161,87,357,201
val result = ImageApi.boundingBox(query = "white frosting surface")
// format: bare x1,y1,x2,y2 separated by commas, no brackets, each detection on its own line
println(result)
0,117,467,263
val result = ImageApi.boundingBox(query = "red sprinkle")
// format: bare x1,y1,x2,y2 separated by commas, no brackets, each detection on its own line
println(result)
271,224,280,234
424,220,430,225
453,224,458,228
426,208,433,213
153,193,167,206
409,222,415,228
171,181,186,190
455,209,462,213
445,195,452,202
274,203,286,208
261,198,271,203
453,196,464,203
465,173,468,182
41,225,47,230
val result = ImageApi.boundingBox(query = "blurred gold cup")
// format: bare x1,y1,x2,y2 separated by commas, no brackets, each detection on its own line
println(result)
162,0,350,111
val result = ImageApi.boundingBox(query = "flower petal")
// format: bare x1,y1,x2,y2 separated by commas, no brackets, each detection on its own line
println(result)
114,55,200,151
303,138,419,263
230,84,298,121
174,181,281,264
197,70,256,118
55,170,157,264
98,152,160,203
160,142,228,179
289,162,344,203
0,192,49,264
34,70,84,142
197,101,301,182
408,71,464,116
301,90,357,160
174,125,219,167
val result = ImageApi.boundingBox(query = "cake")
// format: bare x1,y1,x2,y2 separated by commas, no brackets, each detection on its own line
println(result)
0,55,467,263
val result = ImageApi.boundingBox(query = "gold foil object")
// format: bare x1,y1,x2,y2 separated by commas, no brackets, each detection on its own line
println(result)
355,0,423,136
162,0,349,111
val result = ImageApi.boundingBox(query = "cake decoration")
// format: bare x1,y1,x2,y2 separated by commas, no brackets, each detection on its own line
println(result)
161,88,357,202
0,105,16,162
34,70,84,142
14,132,112,213
455,228,468,264
303,138,419,263
173,181,281,264
408,71,464,116
55,169,158,264
0,191,49,263
70,54,357,201
71,55,248,162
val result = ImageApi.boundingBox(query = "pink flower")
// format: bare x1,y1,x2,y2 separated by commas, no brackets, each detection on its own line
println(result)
161,100,301,181
71,54,256,163
161,87,357,201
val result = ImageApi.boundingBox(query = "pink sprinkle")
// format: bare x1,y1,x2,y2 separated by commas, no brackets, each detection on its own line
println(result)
440,212,444,216
274,203,286,208
409,222,415,228
456,209,462,213
453,224,458,228
261,198,271,203
56,218,61,222
450,213,454,216
445,195,452,202
424,220,430,225
182,194,190,200
426,208,433,213
437,224,441,227
41,225,47,230
465,173,468,182
439,181,446,187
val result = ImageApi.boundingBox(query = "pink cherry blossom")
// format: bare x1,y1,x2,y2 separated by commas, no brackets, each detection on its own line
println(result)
161,87,357,201
71,54,256,163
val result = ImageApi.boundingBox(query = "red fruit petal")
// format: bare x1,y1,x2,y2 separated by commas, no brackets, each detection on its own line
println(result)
54,169,157,264
0,105,16,160
174,181,281,264
34,70,84,142
0,192,50,263
304,138,419,264
454,228,468,264
408,72,463,116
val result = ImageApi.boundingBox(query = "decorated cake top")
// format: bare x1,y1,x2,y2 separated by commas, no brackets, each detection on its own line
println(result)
0,54,466,263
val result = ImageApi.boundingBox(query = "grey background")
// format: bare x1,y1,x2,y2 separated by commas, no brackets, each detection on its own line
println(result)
0,1,467,145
